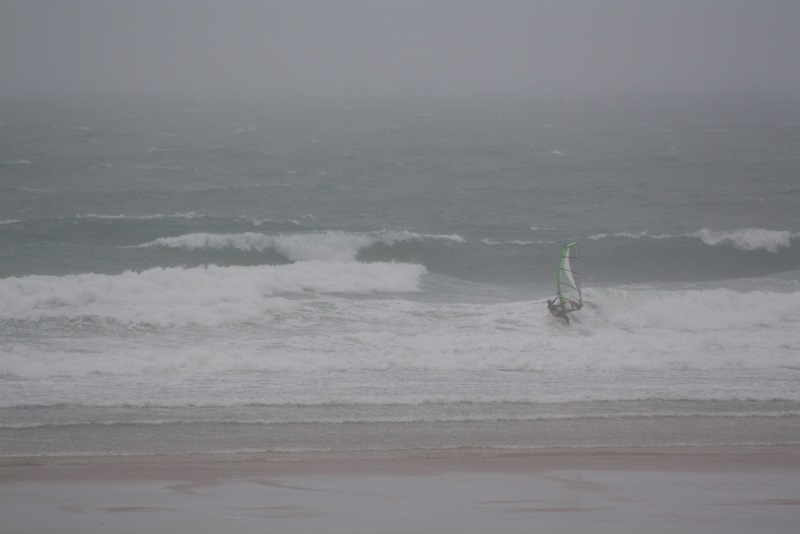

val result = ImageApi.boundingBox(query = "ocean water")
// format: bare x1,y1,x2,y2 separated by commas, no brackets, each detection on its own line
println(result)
1,93,799,458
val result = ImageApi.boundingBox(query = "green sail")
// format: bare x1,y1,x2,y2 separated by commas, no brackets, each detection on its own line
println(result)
557,242,583,313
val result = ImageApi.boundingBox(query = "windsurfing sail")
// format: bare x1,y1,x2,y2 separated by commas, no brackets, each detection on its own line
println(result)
557,242,583,313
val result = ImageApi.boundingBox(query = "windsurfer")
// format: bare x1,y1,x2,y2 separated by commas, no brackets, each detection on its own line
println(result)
547,298,570,325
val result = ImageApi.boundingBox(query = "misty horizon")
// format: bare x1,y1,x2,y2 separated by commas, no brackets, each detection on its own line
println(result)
2,1,798,101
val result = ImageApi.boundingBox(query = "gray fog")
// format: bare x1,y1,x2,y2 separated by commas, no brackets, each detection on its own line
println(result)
1,0,798,99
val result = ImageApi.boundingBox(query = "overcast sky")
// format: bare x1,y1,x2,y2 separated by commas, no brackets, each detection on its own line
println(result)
1,0,798,99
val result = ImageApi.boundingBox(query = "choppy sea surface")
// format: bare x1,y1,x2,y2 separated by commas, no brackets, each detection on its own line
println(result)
1,94,799,458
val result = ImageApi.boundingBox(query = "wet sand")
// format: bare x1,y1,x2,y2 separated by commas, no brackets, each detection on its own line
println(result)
2,446,799,534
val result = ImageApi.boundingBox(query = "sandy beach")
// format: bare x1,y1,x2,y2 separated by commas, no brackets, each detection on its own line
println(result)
2,446,799,534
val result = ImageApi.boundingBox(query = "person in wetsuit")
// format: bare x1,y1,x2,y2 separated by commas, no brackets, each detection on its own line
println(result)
547,298,570,325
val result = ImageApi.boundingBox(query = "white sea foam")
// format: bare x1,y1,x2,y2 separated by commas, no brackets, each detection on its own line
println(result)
587,286,800,332
481,239,551,246
588,231,672,240
2,284,798,383
249,217,301,226
386,230,465,243
135,230,464,261
0,262,427,327
693,228,797,252
589,231,647,240
138,232,372,261
76,212,200,220
588,228,798,252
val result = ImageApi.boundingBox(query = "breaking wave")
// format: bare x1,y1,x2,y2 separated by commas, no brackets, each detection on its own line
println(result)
135,230,464,262
693,228,797,253
0,261,427,327
589,227,799,253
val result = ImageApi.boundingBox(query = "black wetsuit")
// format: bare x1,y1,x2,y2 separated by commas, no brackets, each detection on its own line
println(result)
547,299,570,325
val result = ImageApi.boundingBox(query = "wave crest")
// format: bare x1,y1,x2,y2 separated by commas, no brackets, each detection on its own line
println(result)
136,230,464,262
588,227,798,253
694,228,797,253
